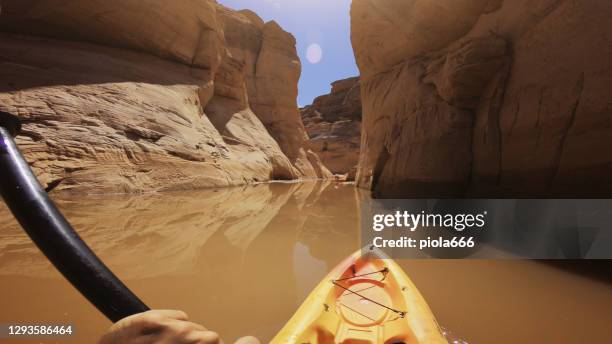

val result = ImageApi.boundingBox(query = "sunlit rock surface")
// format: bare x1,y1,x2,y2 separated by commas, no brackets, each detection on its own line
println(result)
0,0,329,194
351,0,612,197
301,77,361,178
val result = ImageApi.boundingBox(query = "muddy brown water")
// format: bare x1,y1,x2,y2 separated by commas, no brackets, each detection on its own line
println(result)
0,181,611,343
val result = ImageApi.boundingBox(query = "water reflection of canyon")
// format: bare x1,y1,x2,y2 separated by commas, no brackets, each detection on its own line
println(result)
1,182,611,343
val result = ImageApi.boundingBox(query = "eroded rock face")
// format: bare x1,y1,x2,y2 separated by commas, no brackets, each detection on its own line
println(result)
217,9,332,179
0,0,329,194
301,77,361,178
351,0,612,197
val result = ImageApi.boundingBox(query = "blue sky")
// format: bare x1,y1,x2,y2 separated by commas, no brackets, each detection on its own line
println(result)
217,0,358,106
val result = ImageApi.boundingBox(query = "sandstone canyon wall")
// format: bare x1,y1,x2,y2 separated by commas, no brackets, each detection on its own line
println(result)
301,77,361,178
0,0,330,194
351,0,612,197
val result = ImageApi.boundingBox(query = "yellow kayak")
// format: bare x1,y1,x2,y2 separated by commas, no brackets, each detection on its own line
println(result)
271,248,448,344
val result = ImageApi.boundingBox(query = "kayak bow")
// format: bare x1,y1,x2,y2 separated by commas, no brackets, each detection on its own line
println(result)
272,248,448,344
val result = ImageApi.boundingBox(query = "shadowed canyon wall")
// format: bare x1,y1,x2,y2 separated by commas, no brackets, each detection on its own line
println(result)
351,0,612,197
0,0,330,194
301,77,361,179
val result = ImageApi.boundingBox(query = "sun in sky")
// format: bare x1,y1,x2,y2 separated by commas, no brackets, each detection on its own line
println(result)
217,0,358,106
306,43,323,64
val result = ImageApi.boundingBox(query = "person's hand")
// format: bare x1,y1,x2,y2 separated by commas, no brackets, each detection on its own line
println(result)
98,310,260,344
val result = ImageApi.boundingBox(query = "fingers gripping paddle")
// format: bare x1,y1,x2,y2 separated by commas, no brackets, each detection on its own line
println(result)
0,110,149,322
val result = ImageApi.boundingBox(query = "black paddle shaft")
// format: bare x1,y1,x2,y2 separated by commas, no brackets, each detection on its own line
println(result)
0,111,149,322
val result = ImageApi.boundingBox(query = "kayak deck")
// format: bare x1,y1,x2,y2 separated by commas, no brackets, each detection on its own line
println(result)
272,248,448,344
